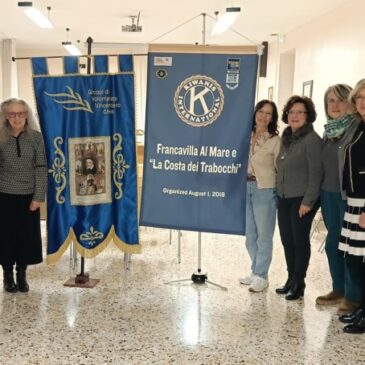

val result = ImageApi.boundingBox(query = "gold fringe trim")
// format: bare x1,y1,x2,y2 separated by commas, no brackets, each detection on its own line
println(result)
46,227,74,265
47,225,141,265
111,226,142,254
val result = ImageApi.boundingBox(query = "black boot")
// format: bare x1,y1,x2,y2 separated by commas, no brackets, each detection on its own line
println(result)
339,307,363,324
285,281,305,301
16,265,29,293
2,265,18,293
343,315,365,334
276,278,292,295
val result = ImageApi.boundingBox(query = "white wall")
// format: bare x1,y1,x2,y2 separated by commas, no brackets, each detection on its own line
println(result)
258,0,365,135
1,39,18,99
5,0,365,136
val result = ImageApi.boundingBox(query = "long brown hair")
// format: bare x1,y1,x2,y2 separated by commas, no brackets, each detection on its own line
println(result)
252,99,279,135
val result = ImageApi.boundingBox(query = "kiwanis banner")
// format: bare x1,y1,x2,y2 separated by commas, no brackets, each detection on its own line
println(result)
141,52,258,234
32,56,140,264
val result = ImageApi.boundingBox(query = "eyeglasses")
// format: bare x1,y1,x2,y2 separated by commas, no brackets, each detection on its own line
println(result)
355,95,365,102
7,111,27,119
327,98,347,105
257,110,272,117
287,110,307,116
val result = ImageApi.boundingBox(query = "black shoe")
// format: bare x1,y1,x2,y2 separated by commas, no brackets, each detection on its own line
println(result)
285,282,305,301
276,279,292,295
16,267,29,293
339,307,363,324
3,271,18,293
343,316,365,334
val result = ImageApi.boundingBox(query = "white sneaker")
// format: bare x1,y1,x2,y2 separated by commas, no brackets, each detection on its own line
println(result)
239,273,255,285
249,276,268,292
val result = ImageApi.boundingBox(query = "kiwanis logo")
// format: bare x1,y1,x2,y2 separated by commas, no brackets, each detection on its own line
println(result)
173,75,224,127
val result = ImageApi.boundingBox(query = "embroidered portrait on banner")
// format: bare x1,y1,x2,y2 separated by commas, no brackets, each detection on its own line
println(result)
69,136,112,206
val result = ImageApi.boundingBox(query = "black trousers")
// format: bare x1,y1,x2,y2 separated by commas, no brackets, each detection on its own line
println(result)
277,196,320,282
361,257,365,311
0,192,42,266
350,257,365,310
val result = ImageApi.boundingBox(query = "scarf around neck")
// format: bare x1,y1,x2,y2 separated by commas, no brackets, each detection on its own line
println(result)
323,114,354,139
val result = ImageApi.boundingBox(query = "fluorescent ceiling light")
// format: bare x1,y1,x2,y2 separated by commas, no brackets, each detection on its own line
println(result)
211,7,241,35
18,2,53,29
62,42,82,56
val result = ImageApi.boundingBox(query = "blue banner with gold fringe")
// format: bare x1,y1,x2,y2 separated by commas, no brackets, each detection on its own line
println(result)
32,56,140,264
140,52,258,234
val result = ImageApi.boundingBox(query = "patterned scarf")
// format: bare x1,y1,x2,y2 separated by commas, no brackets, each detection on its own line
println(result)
323,114,354,139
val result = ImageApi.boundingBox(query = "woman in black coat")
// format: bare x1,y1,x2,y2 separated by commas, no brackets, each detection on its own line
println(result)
338,79,365,334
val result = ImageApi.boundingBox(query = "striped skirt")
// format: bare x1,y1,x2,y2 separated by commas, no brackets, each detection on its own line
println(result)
339,197,365,257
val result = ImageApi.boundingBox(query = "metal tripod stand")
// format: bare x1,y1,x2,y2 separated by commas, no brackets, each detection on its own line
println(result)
166,232,227,291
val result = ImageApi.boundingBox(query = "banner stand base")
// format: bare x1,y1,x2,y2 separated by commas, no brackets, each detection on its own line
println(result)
192,271,207,284
64,275,100,288
166,270,227,291
165,233,227,290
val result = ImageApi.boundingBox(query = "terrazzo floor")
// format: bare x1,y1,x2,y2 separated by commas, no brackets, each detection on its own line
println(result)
0,221,364,365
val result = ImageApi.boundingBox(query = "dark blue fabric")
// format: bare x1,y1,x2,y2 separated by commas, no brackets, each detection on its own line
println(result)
118,55,133,72
140,52,258,235
94,55,108,73
64,56,79,74
33,66,138,259
31,57,48,75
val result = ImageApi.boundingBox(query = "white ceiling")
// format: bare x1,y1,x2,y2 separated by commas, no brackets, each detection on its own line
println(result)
0,0,351,50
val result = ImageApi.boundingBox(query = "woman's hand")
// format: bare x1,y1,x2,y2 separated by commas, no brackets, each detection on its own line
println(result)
299,204,311,218
359,212,365,229
29,200,41,211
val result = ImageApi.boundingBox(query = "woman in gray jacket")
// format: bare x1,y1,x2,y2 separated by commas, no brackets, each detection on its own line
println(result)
275,95,322,300
317,84,361,315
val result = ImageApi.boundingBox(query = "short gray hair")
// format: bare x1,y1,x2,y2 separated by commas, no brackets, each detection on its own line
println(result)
324,84,352,119
0,98,39,142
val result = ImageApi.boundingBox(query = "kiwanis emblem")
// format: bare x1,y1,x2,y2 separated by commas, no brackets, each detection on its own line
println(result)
173,75,224,127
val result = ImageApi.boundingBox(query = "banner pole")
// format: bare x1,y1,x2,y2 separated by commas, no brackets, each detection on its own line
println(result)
190,13,227,290
74,36,94,285
163,13,227,290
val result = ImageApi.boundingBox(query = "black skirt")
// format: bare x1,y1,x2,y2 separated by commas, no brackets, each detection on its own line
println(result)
0,192,43,266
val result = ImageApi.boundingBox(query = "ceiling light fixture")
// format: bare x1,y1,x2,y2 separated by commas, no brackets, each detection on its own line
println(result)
62,28,82,56
62,41,82,56
18,2,53,29
212,6,241,35
211,7,241,35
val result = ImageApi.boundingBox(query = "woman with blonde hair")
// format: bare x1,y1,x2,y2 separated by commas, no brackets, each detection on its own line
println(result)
0,98,47,293
338,79,365,333
316,84,361,316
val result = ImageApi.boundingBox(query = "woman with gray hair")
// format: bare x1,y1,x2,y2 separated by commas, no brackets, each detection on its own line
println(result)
316,84,362,316
0,98,47,293
338,79,365,333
